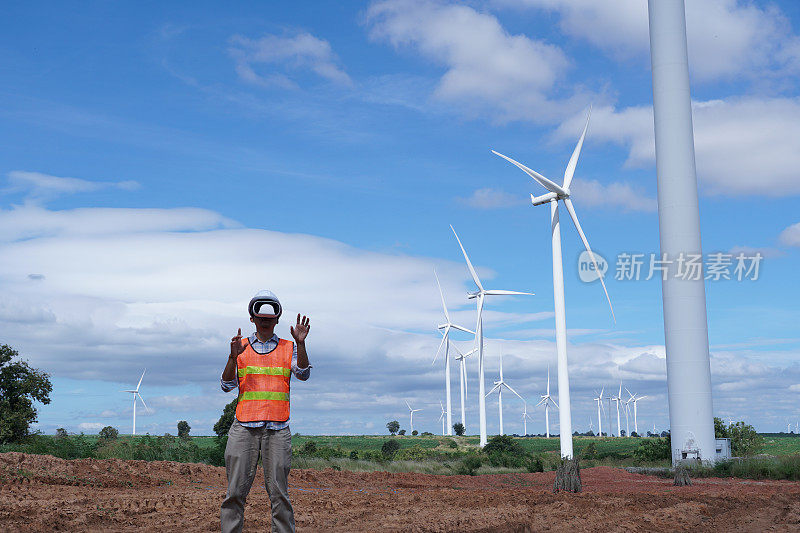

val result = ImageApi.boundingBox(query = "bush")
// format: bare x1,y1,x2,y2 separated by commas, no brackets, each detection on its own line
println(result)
99,426,119,441
526,454,545,473
421,431,433,436
55,428,68,439
412,430,418,436
447,439,458,449
381,439,401,459
396,444,436,461
580,442,597,460
300,441,317,455
398,430,406,436
457,455,482,476
349,450,359,460
634,436,671,462
483,435,523,455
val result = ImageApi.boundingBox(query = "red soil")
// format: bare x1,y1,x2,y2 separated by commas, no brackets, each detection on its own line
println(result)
2,452,800,531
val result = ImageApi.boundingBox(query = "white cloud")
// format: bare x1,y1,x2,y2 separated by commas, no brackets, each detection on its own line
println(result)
780,223,800,247
365,0,579,122
570,178,656,213
457,187,526,209
229,32,352,88
501,0,800,83
78,422,105,431
561,98,800,196
4,171,139,203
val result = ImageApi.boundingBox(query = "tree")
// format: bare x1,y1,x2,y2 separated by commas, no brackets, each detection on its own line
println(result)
214,398,237,437
453,422,465,436
99,426,119,441
729,421,763,457
411,429,418,436
55,428,68,438
0,344,52,444
386,420,400,435
398,429,406,435
714,417,729,439
177,420,191,439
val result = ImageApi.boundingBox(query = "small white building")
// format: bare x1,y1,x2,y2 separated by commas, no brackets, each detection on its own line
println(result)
715,438,731,460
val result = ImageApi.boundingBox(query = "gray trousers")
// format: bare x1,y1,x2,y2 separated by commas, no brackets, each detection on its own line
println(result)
221,420,294,533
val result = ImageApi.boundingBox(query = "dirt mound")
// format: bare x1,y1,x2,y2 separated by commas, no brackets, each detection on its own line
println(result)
2,452,800,532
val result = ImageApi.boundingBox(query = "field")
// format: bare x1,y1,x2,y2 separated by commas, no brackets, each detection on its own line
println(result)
3,451,800,532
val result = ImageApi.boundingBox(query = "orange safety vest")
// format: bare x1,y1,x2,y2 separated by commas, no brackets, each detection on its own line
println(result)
235,337,293,423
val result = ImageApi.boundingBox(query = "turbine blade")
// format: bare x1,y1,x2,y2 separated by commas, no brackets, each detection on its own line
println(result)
137,393,150,413
431,327,448,365
486,384,500,397
551,398,559,409
434,269,450,322
136,369,146,391
450,225,483,291
491,150,566,195
405,400,412,410
450,324,476,335
504,383,525,402
483,289,534,296
563,106,591,190
563,198,615,323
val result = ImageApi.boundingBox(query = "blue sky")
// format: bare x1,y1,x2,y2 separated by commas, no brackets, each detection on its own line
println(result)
1,0,799,437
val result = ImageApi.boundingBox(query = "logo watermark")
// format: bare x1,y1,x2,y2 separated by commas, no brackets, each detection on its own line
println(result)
577,252,763,282
578,250,608,283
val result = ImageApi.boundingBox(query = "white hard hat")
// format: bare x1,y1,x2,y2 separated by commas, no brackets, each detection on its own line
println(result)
248,290,282,318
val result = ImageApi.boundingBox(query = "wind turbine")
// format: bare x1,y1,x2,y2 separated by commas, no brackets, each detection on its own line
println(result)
432,270,475,436
405,401,422,434
626,387,647,436
452,344,476,430
588,417,594,435
612,382,624,437
536,367,559,438
122,369,150,436
493,107,614,458
439,401,447,436
450,225,534,447
522,403,534,435
485,348,526,435
593,388,605,437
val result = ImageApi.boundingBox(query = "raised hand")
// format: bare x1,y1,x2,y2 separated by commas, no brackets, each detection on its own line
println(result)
290,314,310,344
230,328,246,359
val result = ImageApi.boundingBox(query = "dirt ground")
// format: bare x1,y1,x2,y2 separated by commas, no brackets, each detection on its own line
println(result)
2,452,800,532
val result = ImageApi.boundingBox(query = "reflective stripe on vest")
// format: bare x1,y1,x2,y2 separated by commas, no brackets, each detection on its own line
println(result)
235,337,293,423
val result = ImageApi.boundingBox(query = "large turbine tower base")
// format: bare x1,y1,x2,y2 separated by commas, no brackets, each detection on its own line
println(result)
648,0,715,463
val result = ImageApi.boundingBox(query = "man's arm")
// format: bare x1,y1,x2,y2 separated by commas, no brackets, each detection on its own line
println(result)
290,314,311,379
222,328,245,385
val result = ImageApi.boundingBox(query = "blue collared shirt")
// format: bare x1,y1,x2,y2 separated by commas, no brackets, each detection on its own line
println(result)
221,333,311,429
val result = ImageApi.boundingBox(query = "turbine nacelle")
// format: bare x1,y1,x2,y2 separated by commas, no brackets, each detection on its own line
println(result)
530,191,568,206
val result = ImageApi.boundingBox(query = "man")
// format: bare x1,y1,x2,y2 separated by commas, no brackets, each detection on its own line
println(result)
220,290,311,533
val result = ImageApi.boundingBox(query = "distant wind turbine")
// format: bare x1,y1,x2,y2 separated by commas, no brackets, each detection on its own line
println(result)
451,225,534,447
122,369,150,436
493,107,615,458
439,401,447,436
485,348,526,435
593,388,605,437
536,367,559,438
432,270,474,436
453,344,476,430
522,403,534,436
625,387,647,436
405,401,422,434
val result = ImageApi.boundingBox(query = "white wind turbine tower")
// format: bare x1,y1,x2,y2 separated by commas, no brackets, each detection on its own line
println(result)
452,344,477,430
405,401,422,434
522,403,534,436
626,387,647,436
439,401,447,436
536,367,559,438
122,369,150,436
493,108,615,458
451,225,534,447
612,382,624,437
593,388,605,437
485,348,526,436
432,270,475,436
